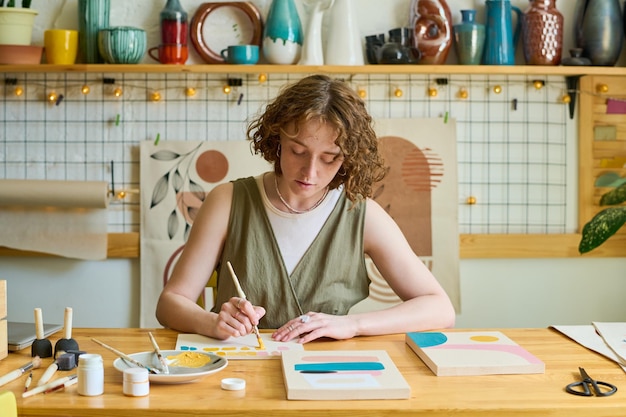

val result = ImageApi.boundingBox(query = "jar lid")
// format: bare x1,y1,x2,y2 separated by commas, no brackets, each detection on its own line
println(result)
78,353,103,364
221,378,246,391
124,367,149,382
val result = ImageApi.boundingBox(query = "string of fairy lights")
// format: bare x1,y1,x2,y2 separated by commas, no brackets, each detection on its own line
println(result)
3,73,615,105
2,72,618,206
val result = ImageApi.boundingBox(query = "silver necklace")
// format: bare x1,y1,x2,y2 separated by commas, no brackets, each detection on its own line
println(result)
274,175,329,214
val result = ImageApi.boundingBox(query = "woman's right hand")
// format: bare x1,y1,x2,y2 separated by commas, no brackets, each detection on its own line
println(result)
214,296,266,339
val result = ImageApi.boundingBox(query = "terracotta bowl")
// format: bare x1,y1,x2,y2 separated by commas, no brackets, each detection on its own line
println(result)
0,44,43,64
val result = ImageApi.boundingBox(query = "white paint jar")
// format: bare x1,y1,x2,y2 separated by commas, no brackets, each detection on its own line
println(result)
77,353,104,396
123,368,149,397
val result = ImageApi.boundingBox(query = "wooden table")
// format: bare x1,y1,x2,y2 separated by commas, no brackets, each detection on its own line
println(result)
1,328,625,417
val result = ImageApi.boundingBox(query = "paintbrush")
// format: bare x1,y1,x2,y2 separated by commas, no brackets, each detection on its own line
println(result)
24,372,32,392
0,356,41,387
148,332,169,374
226,261,264,350
22,374,77,398
91,338,161,374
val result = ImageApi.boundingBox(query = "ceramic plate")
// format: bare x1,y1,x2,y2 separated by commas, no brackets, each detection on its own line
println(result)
190,2,263,64
113,350,227,384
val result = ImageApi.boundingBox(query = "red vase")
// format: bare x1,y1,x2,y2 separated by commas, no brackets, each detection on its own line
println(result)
521,0,564,65
409,0,453,65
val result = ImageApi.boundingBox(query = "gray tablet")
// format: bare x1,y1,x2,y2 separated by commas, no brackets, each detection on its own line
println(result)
7,321,63,352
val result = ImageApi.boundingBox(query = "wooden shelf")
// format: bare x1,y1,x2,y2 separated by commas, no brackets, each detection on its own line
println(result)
0,233,138,259
1,64,625,76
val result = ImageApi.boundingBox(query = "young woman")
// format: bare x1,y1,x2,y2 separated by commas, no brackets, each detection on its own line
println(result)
156,74,455,343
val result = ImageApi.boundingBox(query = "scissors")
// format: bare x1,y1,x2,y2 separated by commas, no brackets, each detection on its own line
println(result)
565,367,617,397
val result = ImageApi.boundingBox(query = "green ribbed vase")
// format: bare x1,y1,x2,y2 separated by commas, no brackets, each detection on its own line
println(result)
77,0,110,63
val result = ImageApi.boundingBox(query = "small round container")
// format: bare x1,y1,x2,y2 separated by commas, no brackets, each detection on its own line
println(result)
123,368,150,397
221,378,246,391
77,353,104,396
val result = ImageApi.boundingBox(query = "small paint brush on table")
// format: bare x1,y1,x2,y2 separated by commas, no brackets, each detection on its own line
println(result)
148,332,169,374
91,338,161,374
226,261,264,349
0,357,41,388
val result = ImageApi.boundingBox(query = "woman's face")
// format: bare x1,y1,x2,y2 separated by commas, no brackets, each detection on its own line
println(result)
279,118,344,197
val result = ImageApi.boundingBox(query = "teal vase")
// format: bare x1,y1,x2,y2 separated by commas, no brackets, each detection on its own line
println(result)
78,0,110,63
453,9,485,65
262,0,303,64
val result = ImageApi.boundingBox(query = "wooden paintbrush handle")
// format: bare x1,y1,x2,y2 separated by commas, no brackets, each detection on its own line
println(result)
34,308,44,340
0,369,22,387
37,362,59,386
63,307,73,339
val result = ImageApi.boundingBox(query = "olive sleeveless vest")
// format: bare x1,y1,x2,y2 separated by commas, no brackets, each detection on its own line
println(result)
212,176,369,329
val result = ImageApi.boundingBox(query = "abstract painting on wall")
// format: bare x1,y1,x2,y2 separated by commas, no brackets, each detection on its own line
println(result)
351,118,459,314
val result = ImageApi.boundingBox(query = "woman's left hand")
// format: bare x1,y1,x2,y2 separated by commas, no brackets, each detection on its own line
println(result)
272,312,358,344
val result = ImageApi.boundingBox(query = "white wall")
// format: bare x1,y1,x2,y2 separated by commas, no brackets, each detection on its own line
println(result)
3,0,626,328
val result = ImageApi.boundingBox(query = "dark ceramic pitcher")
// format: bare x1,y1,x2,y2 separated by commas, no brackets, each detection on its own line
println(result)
483,0,522,65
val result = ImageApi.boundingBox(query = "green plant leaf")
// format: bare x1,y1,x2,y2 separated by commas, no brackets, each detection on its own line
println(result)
600,183,626,206
579,207,626,253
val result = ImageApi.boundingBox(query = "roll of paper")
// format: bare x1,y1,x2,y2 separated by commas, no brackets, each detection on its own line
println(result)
0,179,108,208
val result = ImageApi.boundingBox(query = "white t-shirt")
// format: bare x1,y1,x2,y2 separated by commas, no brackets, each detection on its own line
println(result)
255,174,341,275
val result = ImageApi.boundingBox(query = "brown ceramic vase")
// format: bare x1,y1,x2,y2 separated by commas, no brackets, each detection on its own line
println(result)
409,0,453,65
521,0,564,65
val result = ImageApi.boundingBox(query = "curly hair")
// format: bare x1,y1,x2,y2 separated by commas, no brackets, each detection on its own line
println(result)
247,74,387,203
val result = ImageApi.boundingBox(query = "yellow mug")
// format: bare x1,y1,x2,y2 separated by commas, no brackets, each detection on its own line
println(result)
44,29,78,65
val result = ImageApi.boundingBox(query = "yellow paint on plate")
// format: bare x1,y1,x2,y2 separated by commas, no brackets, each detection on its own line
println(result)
167,352,213,368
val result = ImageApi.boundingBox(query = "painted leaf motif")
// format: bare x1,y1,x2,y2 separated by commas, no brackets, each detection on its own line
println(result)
151,150,180,161
167,209,179,240
189,179,206,202
579,207,626,253
600,183,626,206
150,172,170,208
172,169,184,192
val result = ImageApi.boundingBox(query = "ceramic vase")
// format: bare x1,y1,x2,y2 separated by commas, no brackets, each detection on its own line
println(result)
159,0,188,45
409,0,453,65
263,0,303,65
77,0,110,64
483,0,522,65
453,9,485,65
298,0,333,65
521,0,563,65
325,0,364,65
574,0,624,66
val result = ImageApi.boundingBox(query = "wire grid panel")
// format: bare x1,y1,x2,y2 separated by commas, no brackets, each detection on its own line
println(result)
0,72,569,234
